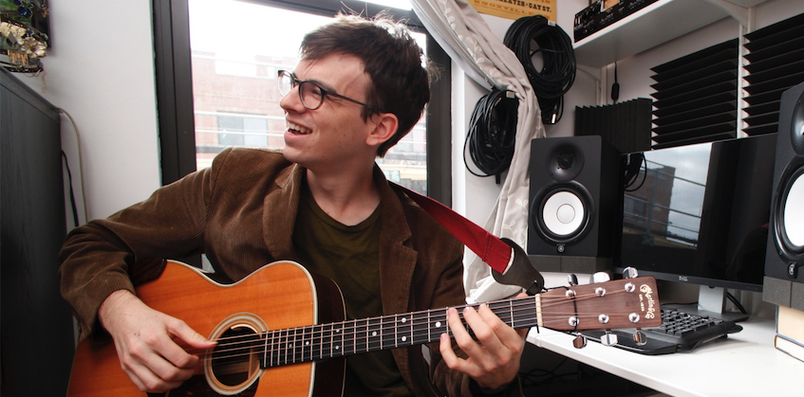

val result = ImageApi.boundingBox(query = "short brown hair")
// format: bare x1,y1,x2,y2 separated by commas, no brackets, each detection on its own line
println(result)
300,13,435,157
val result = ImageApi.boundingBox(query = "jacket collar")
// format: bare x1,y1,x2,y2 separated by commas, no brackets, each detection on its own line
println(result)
261,163,301,260
374,166,418,315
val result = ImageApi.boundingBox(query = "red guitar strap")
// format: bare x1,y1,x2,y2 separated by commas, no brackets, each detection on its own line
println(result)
394,183,545,294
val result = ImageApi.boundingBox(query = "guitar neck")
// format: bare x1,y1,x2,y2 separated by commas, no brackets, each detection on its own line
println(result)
214,276,660,370
253,296,541,369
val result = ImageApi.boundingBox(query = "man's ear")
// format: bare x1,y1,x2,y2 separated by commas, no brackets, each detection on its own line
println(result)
366,112,399,148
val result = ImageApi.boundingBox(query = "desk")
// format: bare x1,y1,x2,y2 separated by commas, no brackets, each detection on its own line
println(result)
527,317,804,396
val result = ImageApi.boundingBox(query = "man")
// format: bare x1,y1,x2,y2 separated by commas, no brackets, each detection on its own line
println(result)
59,13,527,396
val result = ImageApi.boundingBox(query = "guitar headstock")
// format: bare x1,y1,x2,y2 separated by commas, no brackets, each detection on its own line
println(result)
538,276,661,332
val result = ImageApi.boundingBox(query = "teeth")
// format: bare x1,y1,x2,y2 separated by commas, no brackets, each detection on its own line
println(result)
287,121,312,134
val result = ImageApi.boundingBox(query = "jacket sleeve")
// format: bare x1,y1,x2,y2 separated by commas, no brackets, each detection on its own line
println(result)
58,149,230,342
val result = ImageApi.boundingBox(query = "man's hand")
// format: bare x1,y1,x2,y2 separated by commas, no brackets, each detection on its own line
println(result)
99,290,217,393
439,293,528,391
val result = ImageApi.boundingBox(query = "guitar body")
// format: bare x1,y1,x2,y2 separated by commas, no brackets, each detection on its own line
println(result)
67,260,346,397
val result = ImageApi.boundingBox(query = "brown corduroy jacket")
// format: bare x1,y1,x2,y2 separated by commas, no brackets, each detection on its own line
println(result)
59,148,522,397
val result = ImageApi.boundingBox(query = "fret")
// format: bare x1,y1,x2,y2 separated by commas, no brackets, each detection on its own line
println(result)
393,314,398,348
338,320,351,355
427,310,433,340
287,328,295,365
350,318,366,354
410,311,429,345
515,296,538,329
430,309,447,342
508,300,514,328
296,327,304,363
319,323,332,360
302,325,317,362
269,329,277,368
268,329,280,368
332,323,343,358
260,330,270,369
367,317,382,352
396,314,412,347
323,323,331,360
489,300,512,327
279,329,289,366
290,327,302,364
380,315,395,351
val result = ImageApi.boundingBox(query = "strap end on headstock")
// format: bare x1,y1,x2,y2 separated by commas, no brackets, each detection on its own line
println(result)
492,238,545,295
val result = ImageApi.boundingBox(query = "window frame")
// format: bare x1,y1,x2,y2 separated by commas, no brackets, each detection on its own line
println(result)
152,0,452,205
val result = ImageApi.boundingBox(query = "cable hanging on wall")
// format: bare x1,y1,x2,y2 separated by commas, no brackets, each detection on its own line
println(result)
504,15,576,125
464,89,519,184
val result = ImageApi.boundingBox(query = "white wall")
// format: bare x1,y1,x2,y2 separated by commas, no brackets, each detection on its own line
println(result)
18,0,161,225
14,0,804,230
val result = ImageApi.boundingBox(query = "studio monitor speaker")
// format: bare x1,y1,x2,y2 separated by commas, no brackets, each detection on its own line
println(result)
527,136,620,258
765,83,804,293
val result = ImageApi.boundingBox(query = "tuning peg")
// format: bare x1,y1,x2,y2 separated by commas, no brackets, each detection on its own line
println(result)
622,267,639,279
592,272,610,283
633,330,648,346
600,331,618,347
572,333,587,349
567,273,579,286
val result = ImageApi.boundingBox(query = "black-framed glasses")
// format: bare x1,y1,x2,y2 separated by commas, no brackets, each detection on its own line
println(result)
277,70,382,113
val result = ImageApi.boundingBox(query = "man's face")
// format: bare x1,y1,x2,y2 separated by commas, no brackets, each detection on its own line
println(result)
279,54,377,170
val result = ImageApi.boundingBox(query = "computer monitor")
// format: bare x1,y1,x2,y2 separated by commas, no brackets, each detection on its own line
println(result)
615,134,776,320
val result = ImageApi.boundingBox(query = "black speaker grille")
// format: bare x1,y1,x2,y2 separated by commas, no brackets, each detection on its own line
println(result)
650,39,739,149
743,13,804,137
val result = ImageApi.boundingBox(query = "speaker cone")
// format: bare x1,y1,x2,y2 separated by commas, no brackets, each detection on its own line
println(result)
532,182,594,243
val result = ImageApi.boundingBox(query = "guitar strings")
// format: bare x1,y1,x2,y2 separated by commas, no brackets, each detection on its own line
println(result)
197,290,635,360
187,288,649,366
200,291,630,356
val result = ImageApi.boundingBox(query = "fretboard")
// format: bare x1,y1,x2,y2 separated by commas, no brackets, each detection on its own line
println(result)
256,295,541,368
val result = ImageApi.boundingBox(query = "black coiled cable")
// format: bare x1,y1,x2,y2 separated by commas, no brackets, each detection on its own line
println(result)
504,15,576,124
464,89,519,183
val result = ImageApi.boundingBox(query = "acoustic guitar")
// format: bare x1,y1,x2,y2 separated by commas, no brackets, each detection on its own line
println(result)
66,260,661,396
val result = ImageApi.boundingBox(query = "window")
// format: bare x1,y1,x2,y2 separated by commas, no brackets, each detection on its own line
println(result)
154,0,451,202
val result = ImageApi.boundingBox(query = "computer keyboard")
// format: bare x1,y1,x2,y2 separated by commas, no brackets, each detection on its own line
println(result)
580,307,744,355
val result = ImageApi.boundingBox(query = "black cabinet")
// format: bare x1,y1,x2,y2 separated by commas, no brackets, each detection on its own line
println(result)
1,68,74,396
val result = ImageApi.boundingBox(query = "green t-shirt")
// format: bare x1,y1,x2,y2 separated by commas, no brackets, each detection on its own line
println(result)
292,185,412,397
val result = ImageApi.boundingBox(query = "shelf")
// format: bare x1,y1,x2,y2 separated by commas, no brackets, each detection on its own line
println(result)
574,0,733,68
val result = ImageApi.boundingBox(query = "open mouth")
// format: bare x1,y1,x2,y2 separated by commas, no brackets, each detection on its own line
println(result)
287,121,312,135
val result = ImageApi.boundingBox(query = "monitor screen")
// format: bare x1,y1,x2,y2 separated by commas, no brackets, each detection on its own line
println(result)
615,134,776,293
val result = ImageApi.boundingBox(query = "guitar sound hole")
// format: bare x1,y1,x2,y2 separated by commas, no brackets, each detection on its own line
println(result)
210,326,262,387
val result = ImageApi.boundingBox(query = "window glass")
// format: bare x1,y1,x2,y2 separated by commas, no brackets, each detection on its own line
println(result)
188,0,428,194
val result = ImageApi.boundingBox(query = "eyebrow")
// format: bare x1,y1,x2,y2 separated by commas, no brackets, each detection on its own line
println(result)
292,71,340,95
